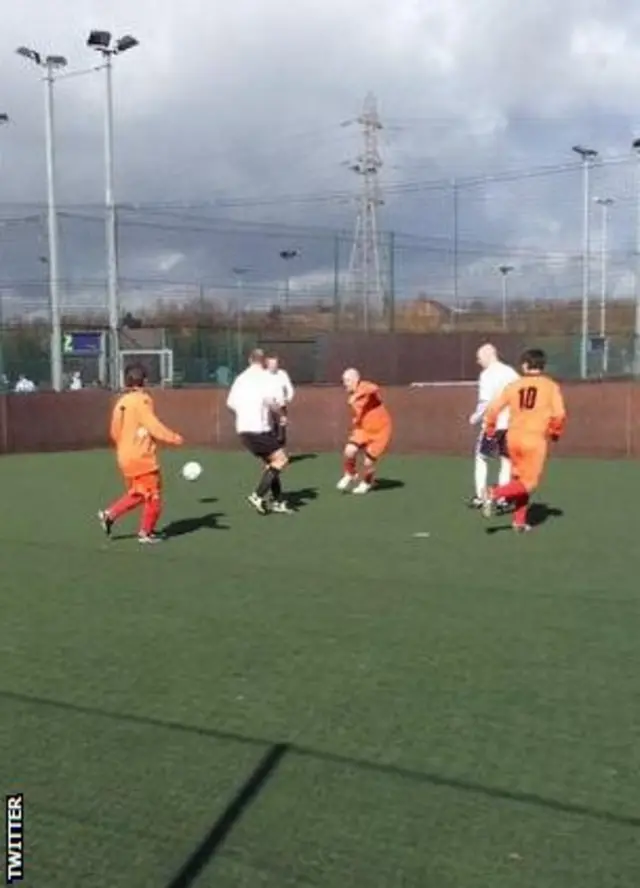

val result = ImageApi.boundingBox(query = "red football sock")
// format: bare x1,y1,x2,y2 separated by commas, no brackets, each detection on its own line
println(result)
106,492,143,521
362,466,375,484
513,494,530,526
493,480,527,502
344,456,357,476
140,499,162,536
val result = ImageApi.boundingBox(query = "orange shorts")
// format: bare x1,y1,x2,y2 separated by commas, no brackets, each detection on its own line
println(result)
349,425,392,460
124,470,162,501
507,436,547,492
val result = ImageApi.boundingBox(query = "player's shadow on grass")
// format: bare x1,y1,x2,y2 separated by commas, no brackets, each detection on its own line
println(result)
375,478,405,492
486,503,564,535
286,487,318,510
163,512,229,537
289,453,318,464
198,496,218,504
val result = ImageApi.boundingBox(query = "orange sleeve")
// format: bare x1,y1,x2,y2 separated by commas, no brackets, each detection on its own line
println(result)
110,399,125,443
138,398,183,445
484,384,513,433
547,382,566,438
352,382,379,426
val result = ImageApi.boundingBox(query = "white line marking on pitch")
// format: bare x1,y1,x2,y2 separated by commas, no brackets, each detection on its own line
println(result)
412,532,430,538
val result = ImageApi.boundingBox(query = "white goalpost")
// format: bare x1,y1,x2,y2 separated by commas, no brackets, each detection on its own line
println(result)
118,349,174,387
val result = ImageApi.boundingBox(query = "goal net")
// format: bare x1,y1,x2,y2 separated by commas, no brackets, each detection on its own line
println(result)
118,349,174,388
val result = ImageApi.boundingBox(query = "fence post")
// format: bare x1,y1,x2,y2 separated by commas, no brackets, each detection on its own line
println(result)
332,235,340,331
388,230,395,332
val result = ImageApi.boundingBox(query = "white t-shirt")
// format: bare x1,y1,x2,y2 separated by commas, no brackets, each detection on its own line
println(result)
269,368,294,404
226,365,284,434
476,361,519,430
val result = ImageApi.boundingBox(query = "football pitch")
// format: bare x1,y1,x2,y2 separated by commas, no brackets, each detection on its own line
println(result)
1,450,639,887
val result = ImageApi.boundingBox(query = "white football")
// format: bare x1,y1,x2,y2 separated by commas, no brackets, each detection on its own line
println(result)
181,461,202,482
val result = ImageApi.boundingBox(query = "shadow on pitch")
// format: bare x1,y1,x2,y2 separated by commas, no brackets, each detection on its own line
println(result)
198,496,218,504
374,478,405,492
286,487,319,510
163,512,229,537
165,743,288,888
289,453,318,464
486,503,564,535
2,687,639,884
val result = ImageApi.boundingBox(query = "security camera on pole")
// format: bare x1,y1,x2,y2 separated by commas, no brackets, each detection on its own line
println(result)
86,30,139,388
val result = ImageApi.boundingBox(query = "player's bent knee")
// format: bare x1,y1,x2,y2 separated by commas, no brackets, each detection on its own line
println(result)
270,450,288,470
344,443,358,459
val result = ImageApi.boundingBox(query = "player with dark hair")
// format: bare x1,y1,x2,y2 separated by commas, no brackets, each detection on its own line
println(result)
98,363,184,543
482,348,566,532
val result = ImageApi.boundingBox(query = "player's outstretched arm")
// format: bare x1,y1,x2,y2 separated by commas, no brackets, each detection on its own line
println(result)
139,401,183,446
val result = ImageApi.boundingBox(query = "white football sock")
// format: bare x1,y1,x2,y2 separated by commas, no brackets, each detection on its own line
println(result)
498,456,511,487
474,454,488,498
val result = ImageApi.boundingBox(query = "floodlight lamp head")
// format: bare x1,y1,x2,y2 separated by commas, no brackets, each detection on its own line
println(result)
632,137,640,154
16,46,41,65
115,35,139,54
87,30,112,50
498,265,514,275
572,144,598,160
46,55,68,70
0,113,9,124
280,249,299,260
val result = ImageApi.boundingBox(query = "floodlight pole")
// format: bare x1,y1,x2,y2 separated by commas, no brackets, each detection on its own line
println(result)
88,32,139,388
573,145,598,380
279,249,299,313
102,52,120,389
498,265,513,330
633,139,640,376
43,62,64,392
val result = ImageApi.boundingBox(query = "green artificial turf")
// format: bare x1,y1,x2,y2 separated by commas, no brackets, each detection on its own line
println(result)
0,450,639,887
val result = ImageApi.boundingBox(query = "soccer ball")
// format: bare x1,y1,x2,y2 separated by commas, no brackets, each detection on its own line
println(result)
181,461,202,482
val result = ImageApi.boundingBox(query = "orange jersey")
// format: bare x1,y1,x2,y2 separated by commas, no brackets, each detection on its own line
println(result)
349,380,391,434
485,373,566,441
110,389,182,478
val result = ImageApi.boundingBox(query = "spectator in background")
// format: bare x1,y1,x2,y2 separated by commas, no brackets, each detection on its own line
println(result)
69,371,83,390
14,374,36,393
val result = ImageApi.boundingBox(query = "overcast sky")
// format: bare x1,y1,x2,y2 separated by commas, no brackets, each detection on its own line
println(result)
2,0,640,312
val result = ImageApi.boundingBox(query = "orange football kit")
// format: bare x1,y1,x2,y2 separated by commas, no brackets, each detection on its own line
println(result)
102,388,183,540
344,380,392,480
484,373,566,528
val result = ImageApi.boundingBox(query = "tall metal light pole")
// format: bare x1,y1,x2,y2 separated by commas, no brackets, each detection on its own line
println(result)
632,138,640,376
279,249,300,313
231,266,250,367
498,264,514,330
0,118,9,386
572,145,598,379
87,31,139,388
594,197,614,337
16,47,67,391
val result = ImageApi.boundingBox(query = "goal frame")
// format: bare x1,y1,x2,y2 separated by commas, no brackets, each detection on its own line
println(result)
118,349,174,388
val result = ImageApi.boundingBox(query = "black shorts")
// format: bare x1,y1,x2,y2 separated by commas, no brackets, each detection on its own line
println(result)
240,431,281,460
477,429,508,458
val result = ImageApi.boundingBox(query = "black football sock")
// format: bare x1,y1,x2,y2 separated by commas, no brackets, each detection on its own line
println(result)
270,470,282,501
256,468,275,499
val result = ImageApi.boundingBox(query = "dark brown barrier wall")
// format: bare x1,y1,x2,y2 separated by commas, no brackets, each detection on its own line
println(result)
1,382,639,458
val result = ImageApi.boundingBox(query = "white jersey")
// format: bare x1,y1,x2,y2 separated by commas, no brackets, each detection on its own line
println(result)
269,368,294,404
226,365,284,434
476,361,519,430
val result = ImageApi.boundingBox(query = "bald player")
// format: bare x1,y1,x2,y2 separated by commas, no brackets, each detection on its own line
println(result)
468,343,519,509
482,348,566,532
337,368,392,494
